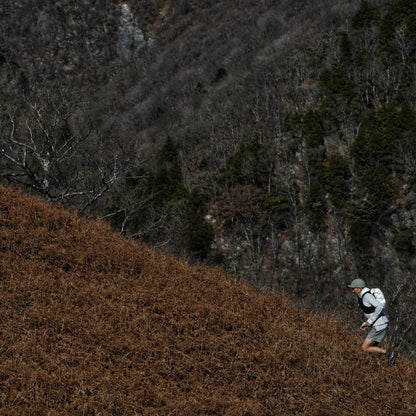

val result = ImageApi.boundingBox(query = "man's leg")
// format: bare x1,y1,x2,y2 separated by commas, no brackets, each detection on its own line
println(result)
362,337,386,354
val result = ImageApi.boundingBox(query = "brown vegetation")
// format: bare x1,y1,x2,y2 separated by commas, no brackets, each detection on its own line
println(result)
0,185,415,415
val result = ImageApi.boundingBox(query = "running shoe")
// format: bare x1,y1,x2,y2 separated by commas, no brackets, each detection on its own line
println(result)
388,351,398,366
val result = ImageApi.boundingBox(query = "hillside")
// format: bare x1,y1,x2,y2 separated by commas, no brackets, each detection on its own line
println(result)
0,185,414,415
7,0,416,354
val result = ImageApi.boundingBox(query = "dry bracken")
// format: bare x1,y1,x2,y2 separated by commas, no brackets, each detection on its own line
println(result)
0,185,415,415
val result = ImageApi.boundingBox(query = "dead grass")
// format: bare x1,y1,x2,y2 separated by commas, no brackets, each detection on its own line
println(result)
0,185,415,415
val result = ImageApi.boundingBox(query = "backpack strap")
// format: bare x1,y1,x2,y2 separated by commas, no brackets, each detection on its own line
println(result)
360,290,385,327
371,311,385,327
358,290,376,314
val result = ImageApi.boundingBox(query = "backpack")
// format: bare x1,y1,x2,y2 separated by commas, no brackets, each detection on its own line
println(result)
364,288,386,308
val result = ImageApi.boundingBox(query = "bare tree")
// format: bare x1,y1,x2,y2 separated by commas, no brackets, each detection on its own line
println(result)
213,184,270,283
0,90,143,212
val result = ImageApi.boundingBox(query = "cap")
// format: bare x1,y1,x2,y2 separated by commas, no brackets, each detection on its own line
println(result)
348,278,365,288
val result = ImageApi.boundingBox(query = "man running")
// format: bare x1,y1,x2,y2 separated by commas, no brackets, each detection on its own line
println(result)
348,278,398,366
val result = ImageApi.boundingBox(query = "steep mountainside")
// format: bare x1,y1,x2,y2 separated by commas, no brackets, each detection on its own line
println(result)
0,185,415,415
3,0,416,357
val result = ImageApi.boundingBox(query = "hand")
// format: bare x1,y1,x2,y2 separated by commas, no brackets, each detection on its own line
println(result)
360,322,368,331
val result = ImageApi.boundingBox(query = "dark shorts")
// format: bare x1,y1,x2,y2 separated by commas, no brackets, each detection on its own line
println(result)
367,325,388,343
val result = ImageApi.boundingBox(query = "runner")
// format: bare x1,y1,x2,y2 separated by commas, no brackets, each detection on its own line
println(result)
348,278,398,365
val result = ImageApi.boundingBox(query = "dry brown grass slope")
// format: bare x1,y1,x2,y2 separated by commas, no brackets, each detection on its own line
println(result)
0,185,415,416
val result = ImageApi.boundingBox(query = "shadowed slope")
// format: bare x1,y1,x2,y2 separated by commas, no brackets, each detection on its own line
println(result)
0,186,415,415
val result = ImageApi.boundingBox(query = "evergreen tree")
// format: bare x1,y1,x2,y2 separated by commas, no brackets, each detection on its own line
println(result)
153,137,188,205
351,0,380,30
325,153,350,208
183,189,214,259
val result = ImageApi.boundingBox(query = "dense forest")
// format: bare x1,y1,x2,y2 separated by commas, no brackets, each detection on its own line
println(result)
1,0,416,354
